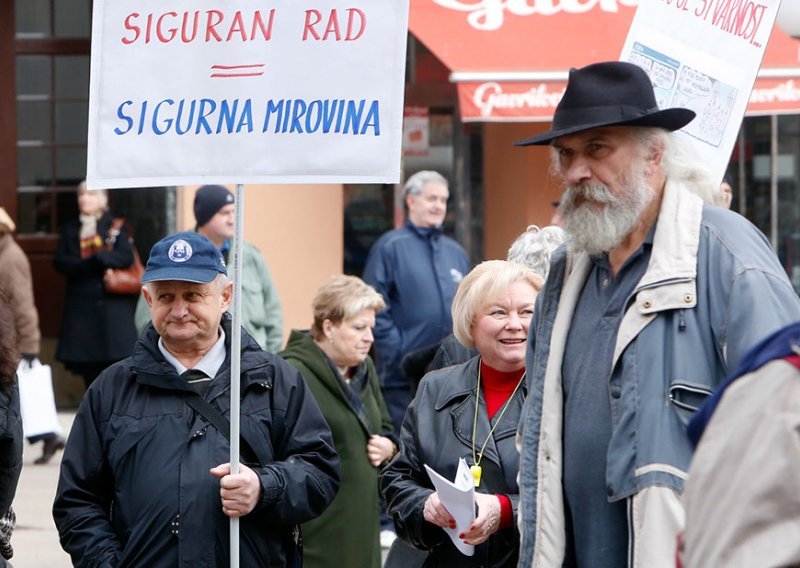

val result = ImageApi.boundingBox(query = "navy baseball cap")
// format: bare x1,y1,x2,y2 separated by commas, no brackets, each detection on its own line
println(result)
141,232,227,284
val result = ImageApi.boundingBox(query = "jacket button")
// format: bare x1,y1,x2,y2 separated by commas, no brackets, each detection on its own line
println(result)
684,294,693,303
607,485,614,497
610,384,621,399
642,299,652,309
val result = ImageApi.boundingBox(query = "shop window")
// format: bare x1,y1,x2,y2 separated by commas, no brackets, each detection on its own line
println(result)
735,115,800,293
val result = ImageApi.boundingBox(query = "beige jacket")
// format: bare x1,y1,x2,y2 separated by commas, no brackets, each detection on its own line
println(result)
0,233,40,355
681,359,800,567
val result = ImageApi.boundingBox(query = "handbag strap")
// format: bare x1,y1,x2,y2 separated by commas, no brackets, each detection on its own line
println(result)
106,217,127,249
183,393,259,463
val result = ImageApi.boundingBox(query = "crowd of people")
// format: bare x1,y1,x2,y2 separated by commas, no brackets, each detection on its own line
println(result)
0,58,798,567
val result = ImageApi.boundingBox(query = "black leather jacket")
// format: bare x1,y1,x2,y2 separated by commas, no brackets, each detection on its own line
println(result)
380,357,525,567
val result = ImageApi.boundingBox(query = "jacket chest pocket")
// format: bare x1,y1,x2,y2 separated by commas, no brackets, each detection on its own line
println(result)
668,382,713,426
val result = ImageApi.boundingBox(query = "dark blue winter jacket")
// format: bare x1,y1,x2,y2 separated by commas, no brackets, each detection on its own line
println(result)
363,221,469,389
53,315,340,567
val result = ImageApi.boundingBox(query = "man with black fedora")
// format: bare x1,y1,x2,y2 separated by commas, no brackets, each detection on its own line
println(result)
515,61,800,567
54,231,340,566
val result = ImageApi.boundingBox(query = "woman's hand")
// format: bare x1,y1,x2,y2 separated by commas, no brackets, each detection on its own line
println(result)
366,435,396,467
423,492,456,530
460,493,501,545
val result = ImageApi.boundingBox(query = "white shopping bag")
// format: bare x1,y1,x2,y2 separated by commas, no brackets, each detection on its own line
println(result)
17,360,62,438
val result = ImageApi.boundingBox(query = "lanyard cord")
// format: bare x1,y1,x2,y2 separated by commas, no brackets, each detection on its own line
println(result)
471,360,526,468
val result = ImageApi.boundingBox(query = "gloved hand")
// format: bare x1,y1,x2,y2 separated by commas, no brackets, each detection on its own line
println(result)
0,506,15,560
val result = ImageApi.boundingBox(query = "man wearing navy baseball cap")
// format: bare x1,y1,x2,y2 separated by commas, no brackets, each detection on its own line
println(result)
514,61,800,567
134,185,284,352
54,231,340,566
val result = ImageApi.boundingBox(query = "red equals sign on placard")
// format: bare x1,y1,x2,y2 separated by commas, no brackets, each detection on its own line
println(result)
211,64,265,78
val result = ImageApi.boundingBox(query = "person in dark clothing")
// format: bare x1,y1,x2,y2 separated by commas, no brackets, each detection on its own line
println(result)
0,296,24,565
381,261,543,567
0,207,64,464
54,182,138,389
363,170,470,435
53,231,340,567
280,275,396,568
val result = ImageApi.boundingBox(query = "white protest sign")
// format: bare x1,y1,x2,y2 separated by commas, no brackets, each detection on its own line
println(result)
620,0,783,185
87,1,409,189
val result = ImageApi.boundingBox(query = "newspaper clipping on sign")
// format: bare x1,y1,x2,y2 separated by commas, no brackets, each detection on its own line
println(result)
87,0,409,189
620,0,784,185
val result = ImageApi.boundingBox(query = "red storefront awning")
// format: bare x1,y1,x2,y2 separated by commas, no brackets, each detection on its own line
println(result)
408,0,800,122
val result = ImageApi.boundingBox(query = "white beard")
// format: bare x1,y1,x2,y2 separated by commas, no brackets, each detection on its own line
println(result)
559,169,653,255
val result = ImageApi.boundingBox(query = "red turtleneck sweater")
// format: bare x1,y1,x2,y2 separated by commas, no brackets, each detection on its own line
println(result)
480,360,525,529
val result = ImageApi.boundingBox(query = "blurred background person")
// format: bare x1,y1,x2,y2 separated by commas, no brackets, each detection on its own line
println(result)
0,297,24,565
381,260,543,567
715,174,733,209
280,275,396,568
54,182,138,389
135,184,284,352
363,171,470,434
0,208,64,464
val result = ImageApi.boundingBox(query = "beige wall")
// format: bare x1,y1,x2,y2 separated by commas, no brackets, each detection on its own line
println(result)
482,122,562,261
178,184,343,350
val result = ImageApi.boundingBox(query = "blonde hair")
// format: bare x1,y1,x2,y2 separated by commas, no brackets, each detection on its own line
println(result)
310,275,385,341
77,180,109,212
452,260,544,349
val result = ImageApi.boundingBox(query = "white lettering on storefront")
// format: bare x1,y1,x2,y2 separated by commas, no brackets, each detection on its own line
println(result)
473,82,566,117
433,0,638,30
749,80,800,104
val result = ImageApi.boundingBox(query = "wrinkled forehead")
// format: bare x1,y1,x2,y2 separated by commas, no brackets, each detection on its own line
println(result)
551,125,638,150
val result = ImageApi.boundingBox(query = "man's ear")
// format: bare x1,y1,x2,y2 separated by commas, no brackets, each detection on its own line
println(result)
645,139,666,176
220,280,234,311
142,285,153,308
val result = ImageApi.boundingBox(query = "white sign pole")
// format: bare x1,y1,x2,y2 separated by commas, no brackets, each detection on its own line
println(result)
229,183,245,567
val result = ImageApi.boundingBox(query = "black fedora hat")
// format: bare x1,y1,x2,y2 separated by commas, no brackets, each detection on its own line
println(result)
515,61,696,146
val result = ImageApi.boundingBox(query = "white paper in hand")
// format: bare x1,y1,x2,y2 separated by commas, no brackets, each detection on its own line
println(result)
423,458,476,556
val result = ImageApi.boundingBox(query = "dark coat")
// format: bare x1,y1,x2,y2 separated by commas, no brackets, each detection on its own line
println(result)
54,213,138,366
380,357,524,568
53,317,341,567
279,330,395,568
363,221,469,389
0,383,22,517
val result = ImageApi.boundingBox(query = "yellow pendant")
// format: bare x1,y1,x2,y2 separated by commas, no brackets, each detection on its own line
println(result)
470,464,482,488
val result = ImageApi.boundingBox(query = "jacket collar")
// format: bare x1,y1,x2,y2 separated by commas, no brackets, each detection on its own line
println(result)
131,313,273,394
433,357,482,411
638,177,703,287
405,219,443,241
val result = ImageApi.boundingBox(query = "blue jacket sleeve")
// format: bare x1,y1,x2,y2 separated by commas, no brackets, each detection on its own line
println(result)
363,241,403,371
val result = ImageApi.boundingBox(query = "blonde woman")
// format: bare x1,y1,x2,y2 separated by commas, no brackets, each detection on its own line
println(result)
54,182,137,388
381,261,543,567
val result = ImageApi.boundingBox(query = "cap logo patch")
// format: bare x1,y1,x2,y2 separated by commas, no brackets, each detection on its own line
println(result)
168,239,193,263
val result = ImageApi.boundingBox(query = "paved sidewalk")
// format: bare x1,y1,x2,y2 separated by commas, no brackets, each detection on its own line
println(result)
12,411,74,568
